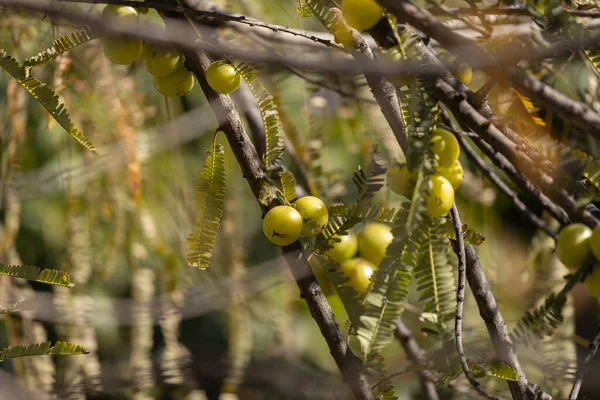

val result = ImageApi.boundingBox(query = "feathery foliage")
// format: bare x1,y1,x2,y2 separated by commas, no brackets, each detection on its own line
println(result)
414,220,457,325
24,28,96,67
584,160,600,192
442,221,486,246
187,140,227,269
235,63,285,175
583,50,600,79
510,260,592,347
353,146,387,202
278,170,297,204
0,299,32,314
0,51,98,154
0,341,88,362
296,0,313,17
0,263,73,287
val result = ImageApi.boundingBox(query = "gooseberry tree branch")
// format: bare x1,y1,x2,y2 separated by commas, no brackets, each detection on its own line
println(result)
153,3,375,399
443,116,557,238
377,0,600,142
453,242,552,400
568,325,600,400
450,205,501,400
393,320,440,400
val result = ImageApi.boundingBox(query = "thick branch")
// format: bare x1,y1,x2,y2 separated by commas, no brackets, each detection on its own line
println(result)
450,205,499,400
156,5,375,399
458,243,551,400
393,320,439,400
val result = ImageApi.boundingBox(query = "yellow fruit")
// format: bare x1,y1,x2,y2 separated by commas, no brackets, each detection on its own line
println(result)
206,61,242,94
357,223,393,266
325,233,358,263
153,65,195,97
585,264,600,298
424,175,454,218
141,43,182,77
339,258,377,295
101,37,143,65
555,223,593,270
262,206,303,246
387,162,417,196
340,0,383,32
436,159,464,190
294,196,329,237
430,128,460,167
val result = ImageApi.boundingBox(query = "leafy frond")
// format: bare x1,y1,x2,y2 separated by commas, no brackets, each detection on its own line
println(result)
510,291,567,347
0,263,73,287
24,28,96,67
439,357,519,385
0,341,88,362
296,0,313,17
366,354,398,400
583,49,600,79
353,146,387,202
235,63,285,175
187,141,227,269
442,221,486,245
414,220,457,324
278,171,297,204
357,202,426,360
0,299,32,314
0,51,98,154
584,160,600,192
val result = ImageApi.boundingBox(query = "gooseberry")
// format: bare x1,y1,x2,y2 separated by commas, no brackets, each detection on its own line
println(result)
340,0,383,32
262,205,303,246
325,233,358,263
430,128,460,167
424,175,454,218
101,37,143,65
436,159,464,190
339,258,377,295
585,264,600,298
294,196,329,236
387,162,417,197
357,222,393,266
153,65,195,97
438,52,472,86
206,61,242,94
555,223,593,269
141,44,182,77
591,225,600,261
102,4,139,23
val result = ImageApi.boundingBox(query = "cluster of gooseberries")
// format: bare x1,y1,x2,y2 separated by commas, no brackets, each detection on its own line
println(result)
325,223,393,295
261,196,395,295
262,196,329,247
387,128,464,218
555,223,600,297
100,5,195,97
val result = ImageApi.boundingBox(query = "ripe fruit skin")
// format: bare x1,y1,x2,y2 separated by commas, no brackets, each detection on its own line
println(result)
387,162,416,196
430,128,460,167
262,206,303,246
153,65,195,97
456,63,473,86
556,223,593,269
141,43,182,77
326,233,358,263
341,0,383,32
585,265,600,298
424,175,454,218
102,4,139,23
294,196,329,236
206,61,242,94
101,37,143,65
357,223,393,266
592,225,600,261
436,159,464,190
339,258,377,295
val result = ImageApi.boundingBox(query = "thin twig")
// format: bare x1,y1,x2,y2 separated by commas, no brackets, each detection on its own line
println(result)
568,325,600,400
450,205,501,400
394,320,439,400
424,0,491,38
443,119,556,238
